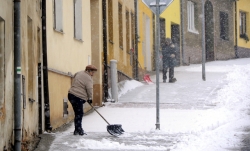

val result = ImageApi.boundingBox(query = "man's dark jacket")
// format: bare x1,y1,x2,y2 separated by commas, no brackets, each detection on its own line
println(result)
162,43,177,68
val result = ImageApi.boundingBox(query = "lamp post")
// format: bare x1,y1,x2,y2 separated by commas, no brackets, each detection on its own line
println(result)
150,0,166,130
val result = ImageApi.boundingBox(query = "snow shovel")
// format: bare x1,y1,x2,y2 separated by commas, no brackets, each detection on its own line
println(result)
88,103,125,136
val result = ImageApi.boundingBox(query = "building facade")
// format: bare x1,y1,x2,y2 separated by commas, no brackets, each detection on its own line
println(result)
181,0,235,64
45,0,94,129
0,0,43,150
235,0,250,58
106,0,135,77
0,0,14,150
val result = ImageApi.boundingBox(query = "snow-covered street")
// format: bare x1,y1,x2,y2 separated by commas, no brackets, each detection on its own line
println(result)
35,58,250,151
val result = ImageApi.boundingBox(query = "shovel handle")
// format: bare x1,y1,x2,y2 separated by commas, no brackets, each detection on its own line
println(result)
88,102,110,125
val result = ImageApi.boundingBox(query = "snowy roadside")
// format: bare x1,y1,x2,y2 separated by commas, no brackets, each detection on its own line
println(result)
171,64,250,150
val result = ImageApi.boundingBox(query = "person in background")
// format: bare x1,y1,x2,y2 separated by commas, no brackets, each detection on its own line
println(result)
162,38,177,83
68,65,97,135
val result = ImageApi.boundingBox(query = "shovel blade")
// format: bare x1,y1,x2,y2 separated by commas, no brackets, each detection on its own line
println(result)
107,124,124,136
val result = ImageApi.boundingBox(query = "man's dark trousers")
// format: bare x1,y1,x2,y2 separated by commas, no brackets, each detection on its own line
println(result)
68,93,85,131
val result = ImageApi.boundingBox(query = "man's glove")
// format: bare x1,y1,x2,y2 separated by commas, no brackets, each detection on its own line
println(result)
87,99,92,104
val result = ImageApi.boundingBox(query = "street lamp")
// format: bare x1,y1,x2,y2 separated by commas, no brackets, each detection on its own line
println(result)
150,0,166,130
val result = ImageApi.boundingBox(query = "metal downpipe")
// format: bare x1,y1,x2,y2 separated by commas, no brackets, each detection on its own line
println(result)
235,1,238,58
14,0,22,150
134,0,139,80
41,0,52,131
102,0,109,101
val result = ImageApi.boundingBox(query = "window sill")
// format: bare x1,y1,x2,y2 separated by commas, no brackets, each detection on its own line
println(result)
74,38,84,42
220,37,229,41
188,29,199,34
54,28,64,34
109,40,114,44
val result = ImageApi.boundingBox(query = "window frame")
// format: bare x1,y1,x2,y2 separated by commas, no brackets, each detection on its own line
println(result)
73,0,83,41
0,17,5,106
187,1,198,34
240,11,247,35
53,0,63,32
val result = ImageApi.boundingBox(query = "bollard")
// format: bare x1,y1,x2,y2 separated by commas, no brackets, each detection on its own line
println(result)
110,60,118,102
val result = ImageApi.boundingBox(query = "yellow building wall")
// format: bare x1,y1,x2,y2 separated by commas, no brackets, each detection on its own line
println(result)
46,0,92,73
237,0,250,48
138,0,154,71
46,0,92,129
160,0,180,38
107,0,134,77
48,73,75,128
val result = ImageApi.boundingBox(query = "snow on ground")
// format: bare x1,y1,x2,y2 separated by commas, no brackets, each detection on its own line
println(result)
53,58,250,151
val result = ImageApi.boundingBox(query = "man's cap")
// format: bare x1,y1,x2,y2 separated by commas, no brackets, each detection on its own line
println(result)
85,65,97,71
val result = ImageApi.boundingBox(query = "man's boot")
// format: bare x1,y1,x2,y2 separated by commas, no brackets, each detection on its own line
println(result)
169,78,177,83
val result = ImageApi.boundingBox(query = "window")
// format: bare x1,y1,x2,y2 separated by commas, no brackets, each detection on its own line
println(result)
126,10,130,53
240,11,247,35
220,12,229,40
130,12,135,66
74,0,82,40
54,0,63,32
118,3,123,49
0,17,5,106
27,16,34,99
108,0,113,43
187,1,197,33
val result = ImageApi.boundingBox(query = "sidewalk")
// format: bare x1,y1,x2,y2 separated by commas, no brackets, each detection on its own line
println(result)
34,58,250,151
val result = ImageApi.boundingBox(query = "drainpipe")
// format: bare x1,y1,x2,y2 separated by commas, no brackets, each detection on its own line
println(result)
102,0,109,101
235,0,238,58
134,0,139,80
14,0,22,150
41,0,52,131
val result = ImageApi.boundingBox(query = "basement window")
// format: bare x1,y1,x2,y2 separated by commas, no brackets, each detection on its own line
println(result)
74,0,82,40
0,17,5,106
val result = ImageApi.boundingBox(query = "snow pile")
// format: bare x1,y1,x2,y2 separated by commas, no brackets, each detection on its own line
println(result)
172,64,250,150
108,80,144,100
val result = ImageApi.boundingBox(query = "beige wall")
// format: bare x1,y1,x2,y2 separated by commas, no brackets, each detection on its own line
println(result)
46,0,92,129
0,0,14,150
21,0,43,144
0,0,43,149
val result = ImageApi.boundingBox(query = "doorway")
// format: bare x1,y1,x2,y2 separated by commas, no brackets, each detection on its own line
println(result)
144,15,151,71
171,24,180,66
